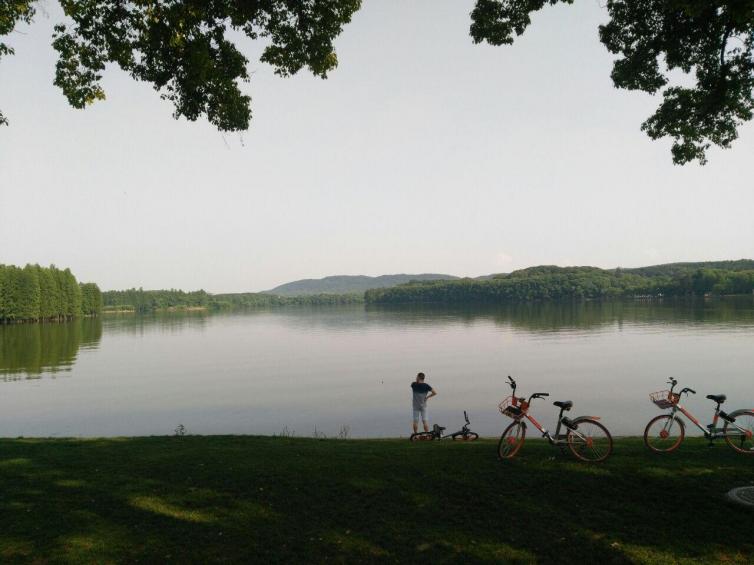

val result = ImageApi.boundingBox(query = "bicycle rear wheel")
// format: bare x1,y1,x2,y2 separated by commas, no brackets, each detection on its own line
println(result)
723,411,754,454
409,432,435,442
497,421,525,459
567,419,613,462
644,414,685,453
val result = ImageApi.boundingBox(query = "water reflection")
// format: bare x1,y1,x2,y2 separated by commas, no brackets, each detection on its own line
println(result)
367,297,754,333
1,299,753,437
101,311,210,336
0,318,102,379
3,298,753,379
193,297,754,334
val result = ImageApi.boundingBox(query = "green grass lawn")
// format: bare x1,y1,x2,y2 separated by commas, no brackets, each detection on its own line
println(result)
0,436,752,564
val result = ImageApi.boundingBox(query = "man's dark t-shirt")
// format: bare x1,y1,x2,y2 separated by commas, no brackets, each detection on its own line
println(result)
411,382,433,410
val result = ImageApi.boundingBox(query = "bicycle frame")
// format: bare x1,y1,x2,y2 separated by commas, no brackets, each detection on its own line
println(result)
663,401,751,441
428,426,457,440
503,376,595,446
499,377,612,461
518,407,595,446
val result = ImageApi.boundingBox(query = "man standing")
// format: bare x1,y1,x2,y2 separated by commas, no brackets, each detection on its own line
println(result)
411,372,437,433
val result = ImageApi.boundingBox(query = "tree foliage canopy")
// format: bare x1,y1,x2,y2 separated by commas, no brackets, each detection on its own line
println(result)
101,288,362,312
1,0,360,130
2,1,753,164
0,0,36,125
471,0,754,164
365,262,754,305
0,264,101,322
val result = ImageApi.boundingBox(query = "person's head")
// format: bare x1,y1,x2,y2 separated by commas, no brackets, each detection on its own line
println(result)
416,372,425,382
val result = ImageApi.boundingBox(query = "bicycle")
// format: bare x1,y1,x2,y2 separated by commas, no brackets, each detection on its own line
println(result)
644,377,754,454
497,376,613,462
409,411,479,442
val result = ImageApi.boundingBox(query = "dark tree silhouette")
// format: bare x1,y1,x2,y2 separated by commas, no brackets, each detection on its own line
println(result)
0,0,360,129
3,1,753,165
471,0,754,164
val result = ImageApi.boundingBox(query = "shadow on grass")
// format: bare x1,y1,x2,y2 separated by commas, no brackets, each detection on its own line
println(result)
0,436,752,563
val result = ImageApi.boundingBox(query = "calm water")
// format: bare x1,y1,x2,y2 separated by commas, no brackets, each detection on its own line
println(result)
2,299,754,438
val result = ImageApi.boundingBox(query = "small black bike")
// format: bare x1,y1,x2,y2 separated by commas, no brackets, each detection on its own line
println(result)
410,411,479,442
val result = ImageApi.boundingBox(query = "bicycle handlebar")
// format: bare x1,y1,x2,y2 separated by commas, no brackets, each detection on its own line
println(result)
507,375,516,389
529,393,549,401
681,387,696,395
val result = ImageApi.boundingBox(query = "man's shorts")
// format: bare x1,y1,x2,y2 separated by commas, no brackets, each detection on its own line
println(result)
412,405,427,422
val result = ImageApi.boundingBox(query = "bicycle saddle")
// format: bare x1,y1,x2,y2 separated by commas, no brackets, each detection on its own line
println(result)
553,400,573,410
706,394,726,404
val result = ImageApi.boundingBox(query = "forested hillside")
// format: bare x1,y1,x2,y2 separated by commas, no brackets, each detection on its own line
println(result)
28,260,754,315
265,274,457,296
0,264,102,323
622,260,754,278
365,264,754,305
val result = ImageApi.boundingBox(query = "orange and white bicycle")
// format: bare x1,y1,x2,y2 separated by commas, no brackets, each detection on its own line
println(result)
644,377,754,454
497,376,613,462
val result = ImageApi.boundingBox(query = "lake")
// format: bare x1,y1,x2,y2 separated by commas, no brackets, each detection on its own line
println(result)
2,298,754,438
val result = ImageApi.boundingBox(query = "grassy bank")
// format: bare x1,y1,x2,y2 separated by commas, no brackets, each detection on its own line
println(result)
0,436,751,564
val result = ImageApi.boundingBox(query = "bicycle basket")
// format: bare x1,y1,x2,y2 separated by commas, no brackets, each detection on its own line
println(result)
499,396,523,419
650,390,679,409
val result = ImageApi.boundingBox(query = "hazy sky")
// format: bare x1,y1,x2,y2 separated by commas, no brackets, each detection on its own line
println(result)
1,1,753,293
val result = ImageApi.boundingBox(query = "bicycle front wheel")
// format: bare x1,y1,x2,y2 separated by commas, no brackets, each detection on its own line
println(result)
567,419,613,462
644,415,685,453
723,411,754,454
497,421,525,459
452,432,479,441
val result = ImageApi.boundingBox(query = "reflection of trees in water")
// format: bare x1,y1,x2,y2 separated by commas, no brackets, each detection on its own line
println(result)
50,298,754,359
101,311,209,336
124,299,754,334
0,318,102,380
365,297,754,333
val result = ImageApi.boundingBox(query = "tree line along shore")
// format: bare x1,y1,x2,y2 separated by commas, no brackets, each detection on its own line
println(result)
0,264,101,324
364,261,754,305
98,261,754,313
100,288,363,314
3,260,754,323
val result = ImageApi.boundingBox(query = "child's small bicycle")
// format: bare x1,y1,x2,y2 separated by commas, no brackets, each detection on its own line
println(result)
409,411,479,442
644,377,754,454
497,376,613,462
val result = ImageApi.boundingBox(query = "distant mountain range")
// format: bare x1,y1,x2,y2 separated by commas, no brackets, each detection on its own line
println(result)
365,260,754,305
265,274,459,296
264,260,754,297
